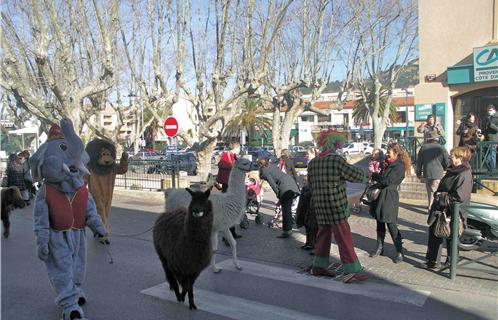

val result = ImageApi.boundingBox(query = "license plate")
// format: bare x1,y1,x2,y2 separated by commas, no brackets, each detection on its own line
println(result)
296,162,304,165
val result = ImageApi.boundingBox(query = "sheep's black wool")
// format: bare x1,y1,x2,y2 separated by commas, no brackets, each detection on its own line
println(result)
153,188,213,310
1,186,26,238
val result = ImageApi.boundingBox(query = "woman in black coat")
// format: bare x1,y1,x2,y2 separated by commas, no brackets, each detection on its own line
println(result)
422,146,473,269
259,158,300,238
370,142,411,263
456,112,483,152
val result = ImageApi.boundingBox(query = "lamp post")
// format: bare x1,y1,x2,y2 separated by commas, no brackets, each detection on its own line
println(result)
405,88,409,138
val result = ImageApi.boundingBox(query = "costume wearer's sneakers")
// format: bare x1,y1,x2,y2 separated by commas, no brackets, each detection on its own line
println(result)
62,310,84,320
78,297,86,306
342,271,370,283
310,267,337,277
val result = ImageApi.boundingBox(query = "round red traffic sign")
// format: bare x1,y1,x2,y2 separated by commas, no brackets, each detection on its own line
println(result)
163,116,179,137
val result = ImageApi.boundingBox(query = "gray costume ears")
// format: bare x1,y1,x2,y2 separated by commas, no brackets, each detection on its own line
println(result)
29,144,47,182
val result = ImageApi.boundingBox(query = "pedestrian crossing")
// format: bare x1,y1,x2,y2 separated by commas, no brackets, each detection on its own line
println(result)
141,259,431,319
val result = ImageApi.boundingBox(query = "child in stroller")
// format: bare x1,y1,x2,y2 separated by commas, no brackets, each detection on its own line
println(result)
240,176,264,228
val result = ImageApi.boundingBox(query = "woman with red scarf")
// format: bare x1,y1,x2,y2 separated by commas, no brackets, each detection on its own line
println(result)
369,142,411,263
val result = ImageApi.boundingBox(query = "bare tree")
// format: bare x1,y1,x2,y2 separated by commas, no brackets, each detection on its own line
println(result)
257,0,341,156
164,0,294,179
350,0,418,147
1,0,120,138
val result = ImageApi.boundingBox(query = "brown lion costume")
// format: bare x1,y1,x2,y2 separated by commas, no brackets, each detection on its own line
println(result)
85,138,128,242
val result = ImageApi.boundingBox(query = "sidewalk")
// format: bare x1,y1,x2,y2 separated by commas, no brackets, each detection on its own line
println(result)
112,188,498,297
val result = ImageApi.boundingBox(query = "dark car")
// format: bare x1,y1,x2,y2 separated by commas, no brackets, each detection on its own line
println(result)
292,151,308,168
148,152,197,176
248,149,277,170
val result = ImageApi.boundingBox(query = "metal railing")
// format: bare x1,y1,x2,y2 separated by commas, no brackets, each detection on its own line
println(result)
396,136,424,164
397,138,497,195
115,159,184,191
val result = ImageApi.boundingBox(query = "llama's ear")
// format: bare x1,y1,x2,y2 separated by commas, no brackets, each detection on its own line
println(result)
204,188,211,198
185,188,194,196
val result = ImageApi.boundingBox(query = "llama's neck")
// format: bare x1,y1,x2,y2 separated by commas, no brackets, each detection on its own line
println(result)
226,168,245,196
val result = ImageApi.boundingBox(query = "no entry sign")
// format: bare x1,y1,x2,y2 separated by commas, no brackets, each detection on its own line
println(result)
163,116,179,137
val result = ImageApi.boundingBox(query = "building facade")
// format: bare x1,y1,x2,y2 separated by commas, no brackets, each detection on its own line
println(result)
415,0,498,148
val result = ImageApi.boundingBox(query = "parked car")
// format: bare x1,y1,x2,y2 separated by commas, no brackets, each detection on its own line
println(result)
248,149,277,170
363,143,388,155
130,151,164,160
291,151,308,168
148,152,197,176
338,142,364,156
290,145,306,153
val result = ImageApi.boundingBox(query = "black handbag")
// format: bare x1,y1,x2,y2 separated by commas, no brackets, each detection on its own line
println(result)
433,210,451,239
360,183,381,205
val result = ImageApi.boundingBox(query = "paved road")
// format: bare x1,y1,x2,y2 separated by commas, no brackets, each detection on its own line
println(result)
2,194,496,320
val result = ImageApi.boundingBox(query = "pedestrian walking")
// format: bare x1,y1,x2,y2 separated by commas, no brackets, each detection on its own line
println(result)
456,112,483,152
369,142,411,263
278,148,298,182
417,114,445,143
307,148,369,281
217,142,243,239
416,131,450,212
422,146,473,269
258,158,300,238
6,152,32,205
483,104,498,172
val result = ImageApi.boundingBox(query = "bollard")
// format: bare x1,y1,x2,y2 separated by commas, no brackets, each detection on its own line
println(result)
450,202,460,280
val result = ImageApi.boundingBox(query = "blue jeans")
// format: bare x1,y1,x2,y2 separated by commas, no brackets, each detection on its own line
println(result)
488,145,497,172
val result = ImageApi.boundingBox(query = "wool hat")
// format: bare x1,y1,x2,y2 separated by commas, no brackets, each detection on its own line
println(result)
48,124,64,141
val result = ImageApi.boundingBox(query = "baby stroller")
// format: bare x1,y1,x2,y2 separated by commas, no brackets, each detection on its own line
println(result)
240,177,264,228
267,195,299,229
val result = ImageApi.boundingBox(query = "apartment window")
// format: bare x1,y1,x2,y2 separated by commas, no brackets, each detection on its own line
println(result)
301,115,314,122
396,111,407,123
317,115,329,122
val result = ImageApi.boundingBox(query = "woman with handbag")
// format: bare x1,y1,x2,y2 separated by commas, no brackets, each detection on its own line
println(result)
422,147,473,269
369,143,411,263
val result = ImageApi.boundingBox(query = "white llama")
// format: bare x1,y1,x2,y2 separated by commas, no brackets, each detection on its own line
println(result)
165,157,252,272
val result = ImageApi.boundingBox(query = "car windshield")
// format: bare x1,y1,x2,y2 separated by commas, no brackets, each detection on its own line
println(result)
294,152,307,157
342,143,351,148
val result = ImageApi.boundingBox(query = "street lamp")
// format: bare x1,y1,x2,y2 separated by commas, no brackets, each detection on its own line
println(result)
404,88,409,138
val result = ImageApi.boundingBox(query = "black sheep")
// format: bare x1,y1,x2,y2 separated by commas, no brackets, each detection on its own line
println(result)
153,188,213,310
1,186,26,238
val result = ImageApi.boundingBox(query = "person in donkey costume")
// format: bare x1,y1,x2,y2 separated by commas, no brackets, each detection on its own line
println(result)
30,119,106,320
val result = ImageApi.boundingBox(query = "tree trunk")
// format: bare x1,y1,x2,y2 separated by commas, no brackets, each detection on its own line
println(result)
372,117,387,148
196,139,217,181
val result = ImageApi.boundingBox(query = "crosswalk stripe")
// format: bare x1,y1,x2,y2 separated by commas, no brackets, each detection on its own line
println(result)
216,259,430,307
141,283,334,320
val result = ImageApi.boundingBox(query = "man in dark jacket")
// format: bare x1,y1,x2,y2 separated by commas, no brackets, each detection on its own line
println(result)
416,131,450,212
483,104,498,172
259,159,300,238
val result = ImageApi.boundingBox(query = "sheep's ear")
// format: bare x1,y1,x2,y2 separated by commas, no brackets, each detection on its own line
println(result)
204,188,211,198
185,188,194,196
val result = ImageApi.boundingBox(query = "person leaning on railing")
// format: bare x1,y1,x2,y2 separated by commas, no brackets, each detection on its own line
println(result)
483,104,498,172
421,146,473,270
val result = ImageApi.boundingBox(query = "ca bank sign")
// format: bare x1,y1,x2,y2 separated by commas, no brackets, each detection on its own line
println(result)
473,44,498,82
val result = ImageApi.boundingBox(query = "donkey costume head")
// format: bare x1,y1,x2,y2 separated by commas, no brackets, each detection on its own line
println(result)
30,119,90,193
